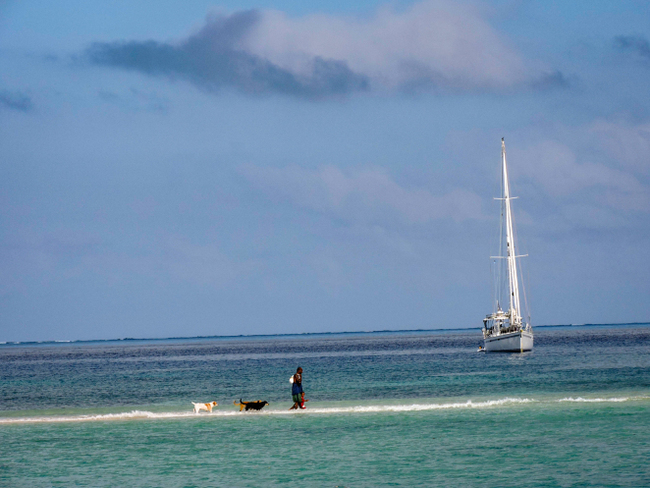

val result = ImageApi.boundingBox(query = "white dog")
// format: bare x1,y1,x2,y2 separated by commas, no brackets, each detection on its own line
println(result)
192,401,218,413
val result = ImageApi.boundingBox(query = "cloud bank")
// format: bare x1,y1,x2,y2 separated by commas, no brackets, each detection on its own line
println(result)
240,165,484,224
84,1,562,99
516,139,649,213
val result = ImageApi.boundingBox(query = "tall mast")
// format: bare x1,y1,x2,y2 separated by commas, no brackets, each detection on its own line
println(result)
501,138,521,325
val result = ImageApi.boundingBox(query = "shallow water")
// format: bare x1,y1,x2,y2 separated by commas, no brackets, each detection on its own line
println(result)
1,325,649,486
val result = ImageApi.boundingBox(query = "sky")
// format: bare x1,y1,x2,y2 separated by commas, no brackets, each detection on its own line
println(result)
1,0,649,342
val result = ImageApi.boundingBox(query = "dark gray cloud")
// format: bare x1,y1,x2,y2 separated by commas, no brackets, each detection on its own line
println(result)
614,35,650,61
529,70,569,90
84,10,369,99
0,89,33,112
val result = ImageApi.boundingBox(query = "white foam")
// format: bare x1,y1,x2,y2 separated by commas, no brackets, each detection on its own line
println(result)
0,398,535,424
557,397,629,403
299,398,536,415
1,395,646,425
0,410,193,424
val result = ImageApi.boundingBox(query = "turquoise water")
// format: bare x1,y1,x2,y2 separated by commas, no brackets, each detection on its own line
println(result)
1,325,649,486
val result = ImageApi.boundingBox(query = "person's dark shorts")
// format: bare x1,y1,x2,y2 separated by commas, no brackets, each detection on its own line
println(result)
292,394,301,403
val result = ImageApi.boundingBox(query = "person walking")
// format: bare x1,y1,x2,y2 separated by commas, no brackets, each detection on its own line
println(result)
289,367,305,410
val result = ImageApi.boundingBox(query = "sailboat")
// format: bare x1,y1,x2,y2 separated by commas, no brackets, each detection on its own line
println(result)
482,138,533,352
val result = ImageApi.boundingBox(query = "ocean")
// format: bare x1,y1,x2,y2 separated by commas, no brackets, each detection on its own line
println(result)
1,325,648,487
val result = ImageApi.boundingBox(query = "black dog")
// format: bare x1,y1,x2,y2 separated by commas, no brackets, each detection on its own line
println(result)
234,399,269,411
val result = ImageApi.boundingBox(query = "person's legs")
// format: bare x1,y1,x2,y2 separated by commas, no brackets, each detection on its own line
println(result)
290,393,301,410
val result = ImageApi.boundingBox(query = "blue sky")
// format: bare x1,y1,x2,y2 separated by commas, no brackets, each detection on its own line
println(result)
1,0,649,341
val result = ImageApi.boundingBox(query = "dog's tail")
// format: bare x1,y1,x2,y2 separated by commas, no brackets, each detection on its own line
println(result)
233,399,245,411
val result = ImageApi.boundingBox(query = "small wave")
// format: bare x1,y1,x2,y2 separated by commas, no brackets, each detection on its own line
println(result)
2,395,646,425
303,398,536,415
557,397,629,403
0,398,534,424
0,410,198,424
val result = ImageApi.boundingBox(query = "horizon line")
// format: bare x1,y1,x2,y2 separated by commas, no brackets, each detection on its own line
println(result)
2,322,649,347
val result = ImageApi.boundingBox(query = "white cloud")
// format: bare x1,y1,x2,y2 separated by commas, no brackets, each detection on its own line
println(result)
513,139,649,213
240,164,485,224
88,0,561,98
240,0,536,92
590,119,650,175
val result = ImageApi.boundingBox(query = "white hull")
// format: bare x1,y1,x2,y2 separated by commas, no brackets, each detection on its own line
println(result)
484,330,533,352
